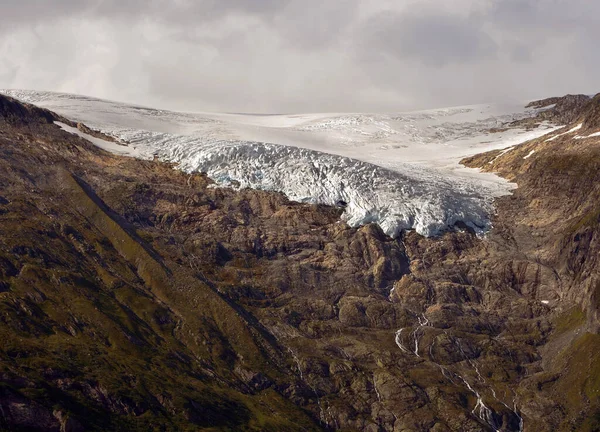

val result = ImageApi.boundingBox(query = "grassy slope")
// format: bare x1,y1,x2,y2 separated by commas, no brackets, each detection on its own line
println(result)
0,103,320,431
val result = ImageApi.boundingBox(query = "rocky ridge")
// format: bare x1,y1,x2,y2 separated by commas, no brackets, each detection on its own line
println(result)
0,93,598,431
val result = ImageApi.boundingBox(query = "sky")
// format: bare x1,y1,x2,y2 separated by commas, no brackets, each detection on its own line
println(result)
0,0,598,113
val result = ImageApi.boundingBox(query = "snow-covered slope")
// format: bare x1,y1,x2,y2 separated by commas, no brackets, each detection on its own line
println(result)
1,90,560,237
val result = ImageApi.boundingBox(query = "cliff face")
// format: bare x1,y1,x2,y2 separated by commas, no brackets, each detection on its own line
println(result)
0,94,599,432
463,93,600,431
464,94,600,318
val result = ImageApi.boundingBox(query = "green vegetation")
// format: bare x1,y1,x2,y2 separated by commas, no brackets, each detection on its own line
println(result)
0,172,319,430
569,207,600,233
554,306,586,334
554,333,600,431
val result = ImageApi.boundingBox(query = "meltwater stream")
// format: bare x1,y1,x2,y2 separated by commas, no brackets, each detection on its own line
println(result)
394,314,524,432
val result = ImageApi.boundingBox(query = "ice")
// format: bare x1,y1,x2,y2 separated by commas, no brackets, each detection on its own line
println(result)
0,89,561,237
575,131,600,139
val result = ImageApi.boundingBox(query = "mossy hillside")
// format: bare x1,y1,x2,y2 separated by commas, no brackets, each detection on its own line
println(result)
0,137,320,429
554,306,586,335
0,206,320,431
62,171,283,377
0,239,298,430
553,333,600,431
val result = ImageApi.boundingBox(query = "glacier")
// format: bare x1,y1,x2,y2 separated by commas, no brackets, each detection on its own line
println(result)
1,89,560,237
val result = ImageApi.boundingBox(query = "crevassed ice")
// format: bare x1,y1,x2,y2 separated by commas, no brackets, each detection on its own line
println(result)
87,124,498,237
1,89,558,238
162,140,493,237
54,120,496,237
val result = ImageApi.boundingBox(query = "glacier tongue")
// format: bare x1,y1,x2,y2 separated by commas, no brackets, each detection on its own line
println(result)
151,138,492,238
1,89,558,237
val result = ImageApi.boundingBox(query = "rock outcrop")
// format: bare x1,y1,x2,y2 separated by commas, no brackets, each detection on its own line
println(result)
0,93,599,431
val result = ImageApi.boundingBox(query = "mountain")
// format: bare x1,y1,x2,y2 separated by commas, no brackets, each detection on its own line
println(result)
0,92,598,431
0,90,560,237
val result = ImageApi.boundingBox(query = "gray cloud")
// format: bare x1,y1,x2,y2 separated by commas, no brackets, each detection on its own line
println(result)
0,0,598,112
362,7,497,67
488,0,586,32
507,42,532,63
0,0,291,30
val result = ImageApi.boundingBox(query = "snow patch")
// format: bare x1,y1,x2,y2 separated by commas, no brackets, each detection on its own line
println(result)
523,150,535,159
575,131,600,139
546,123,583,142
489,146,515,164
54,122,143,157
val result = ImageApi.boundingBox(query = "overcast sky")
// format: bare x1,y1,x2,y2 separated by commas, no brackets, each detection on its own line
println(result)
0,0,598,113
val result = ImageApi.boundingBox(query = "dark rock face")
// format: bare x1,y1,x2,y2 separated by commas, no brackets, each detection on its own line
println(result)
525,93,593,125
581,94,600,131
524,92,600,132
0,388,61,431
0,93,599,431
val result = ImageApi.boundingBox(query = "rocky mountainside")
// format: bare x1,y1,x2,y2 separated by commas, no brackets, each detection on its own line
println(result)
0,94,598,431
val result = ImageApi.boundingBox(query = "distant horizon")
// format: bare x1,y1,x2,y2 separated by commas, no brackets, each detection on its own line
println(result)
3,87,596,117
